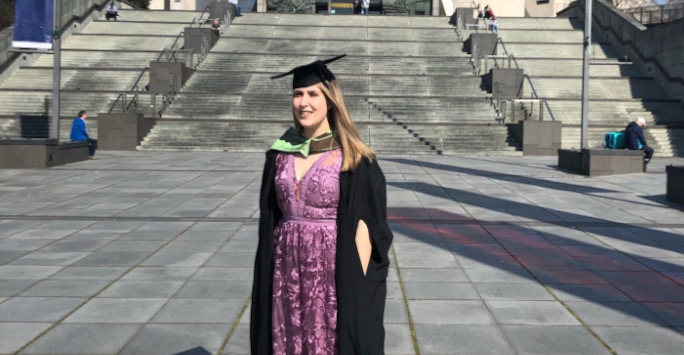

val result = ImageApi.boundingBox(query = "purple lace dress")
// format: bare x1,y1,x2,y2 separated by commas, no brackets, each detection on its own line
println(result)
272,150,343,355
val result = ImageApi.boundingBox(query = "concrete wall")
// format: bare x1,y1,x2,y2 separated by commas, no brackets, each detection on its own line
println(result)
561,0,684,101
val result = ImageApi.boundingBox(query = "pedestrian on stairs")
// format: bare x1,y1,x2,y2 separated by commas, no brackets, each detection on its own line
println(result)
211,19,222,36
361,0,370,14
251,54,393,355
625,117,654,168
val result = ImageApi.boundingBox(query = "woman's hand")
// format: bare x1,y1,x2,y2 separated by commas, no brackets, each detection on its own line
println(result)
355,220,372,275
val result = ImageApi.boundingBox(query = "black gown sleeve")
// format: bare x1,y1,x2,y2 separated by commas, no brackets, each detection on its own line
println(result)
365,160,393,267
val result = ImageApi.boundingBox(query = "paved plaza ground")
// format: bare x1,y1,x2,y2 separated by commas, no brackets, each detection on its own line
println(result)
0,151,683,355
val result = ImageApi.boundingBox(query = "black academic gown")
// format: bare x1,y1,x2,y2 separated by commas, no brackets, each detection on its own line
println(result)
251,149,393,355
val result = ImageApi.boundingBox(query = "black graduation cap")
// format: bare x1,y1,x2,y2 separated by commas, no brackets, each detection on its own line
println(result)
270,54,346,89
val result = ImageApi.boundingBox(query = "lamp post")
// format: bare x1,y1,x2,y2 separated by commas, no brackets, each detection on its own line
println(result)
580,0,592,149
51,0,61,140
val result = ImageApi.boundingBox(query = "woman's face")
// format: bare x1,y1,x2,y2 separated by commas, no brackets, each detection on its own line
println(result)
293,84,330,138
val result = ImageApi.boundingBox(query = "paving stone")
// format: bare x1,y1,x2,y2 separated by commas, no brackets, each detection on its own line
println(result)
455,254,525,270
547,284,631,302
409,300,495,325
97,240,166,252
21,323,142,355
501,325,612,355
21,279,110,297
0,250,27,265
40,238,112,252
160,241,224,253
191,267,254,281
205,252,258,267
394,252,459,269
643,303,684,327
591,326,684,355
0,322,52,354
0,265,64,280
119,324,230,355
221,324,250,355
485,300,580,325
151,298,244,323
0,279,39,296
140,251,214,267
414,324,514,355
385,324,416,354
474,282,555,300
99,280,186,298
564,301,668,326
121,266,197,281
0,239,55,251
403,282,479,300
174,280,252,299
0,297,85,322
48,266,129,280
10,251,90,266
64,298,167,323
464,267,536,283
73,251,151,266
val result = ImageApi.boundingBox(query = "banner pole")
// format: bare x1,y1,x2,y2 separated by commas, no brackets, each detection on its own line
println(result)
580,0,592,149
51,0,61,140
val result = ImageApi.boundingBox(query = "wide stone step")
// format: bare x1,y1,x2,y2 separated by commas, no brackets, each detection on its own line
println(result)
63,35,182,51
82,21,193,36
98,10,200,23
225,24,462,42
523,77,665,100
513,59,642,77
31,51,161,69
496,17,578,30
497,30,583,43
501,43,611,59
0,68,145,91
198,55,473,74
212,38,468,57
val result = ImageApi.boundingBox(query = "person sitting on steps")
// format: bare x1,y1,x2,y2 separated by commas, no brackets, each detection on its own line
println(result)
105,3,119,21
229,0,242,17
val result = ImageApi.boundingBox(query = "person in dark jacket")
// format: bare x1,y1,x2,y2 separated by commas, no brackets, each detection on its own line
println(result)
69,110,97,159
251,55,393,354
625,116,654,165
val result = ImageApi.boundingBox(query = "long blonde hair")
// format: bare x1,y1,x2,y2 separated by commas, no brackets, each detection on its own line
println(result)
292,80,374,171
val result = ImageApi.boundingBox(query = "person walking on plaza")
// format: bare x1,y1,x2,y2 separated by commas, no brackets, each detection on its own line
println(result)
70,110,98,159
251,55,393,354
625,116,654,167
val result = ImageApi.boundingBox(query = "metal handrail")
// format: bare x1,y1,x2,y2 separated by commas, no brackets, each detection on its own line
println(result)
495,37,556,122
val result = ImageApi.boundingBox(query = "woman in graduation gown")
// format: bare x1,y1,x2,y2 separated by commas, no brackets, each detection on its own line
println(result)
251,55,393,355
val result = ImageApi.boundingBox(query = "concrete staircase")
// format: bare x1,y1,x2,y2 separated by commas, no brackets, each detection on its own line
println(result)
496,17,684,157
0,9,199,139
140,14,518,155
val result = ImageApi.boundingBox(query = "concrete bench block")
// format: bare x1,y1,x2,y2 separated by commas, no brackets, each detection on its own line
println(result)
666,165,684,205
0,139,89,169
98,113,156,151
558,148,644,176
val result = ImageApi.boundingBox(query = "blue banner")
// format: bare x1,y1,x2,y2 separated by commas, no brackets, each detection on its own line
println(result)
12,0,54,50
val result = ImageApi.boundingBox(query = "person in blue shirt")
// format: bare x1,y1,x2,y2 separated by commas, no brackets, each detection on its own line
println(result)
70,110,98,159
625,116,654,166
